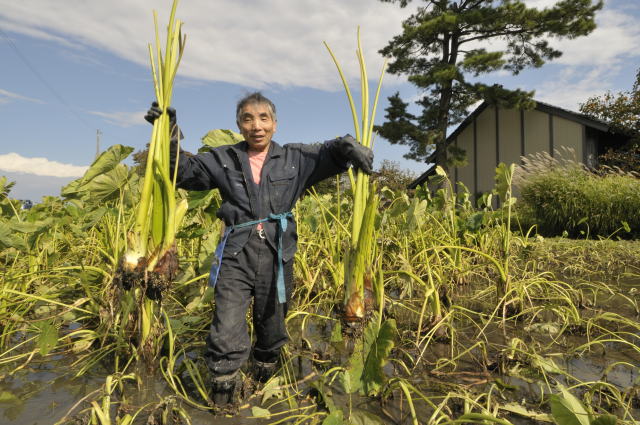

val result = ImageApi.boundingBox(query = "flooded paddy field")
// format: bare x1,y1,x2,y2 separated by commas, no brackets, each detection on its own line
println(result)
2,264,638,425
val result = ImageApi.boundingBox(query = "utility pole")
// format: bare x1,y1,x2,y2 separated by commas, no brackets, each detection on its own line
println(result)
95,129,102,159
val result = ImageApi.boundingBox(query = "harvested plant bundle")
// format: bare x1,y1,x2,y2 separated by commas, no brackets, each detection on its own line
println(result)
325,29,386,322
115,0,187,353
119,0,187,288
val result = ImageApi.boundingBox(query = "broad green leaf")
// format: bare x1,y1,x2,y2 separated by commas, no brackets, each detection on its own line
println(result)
349,409,385,425
323,411,344,425
524,322,561,336
362,319,396,395
262,376,283,403
0,391,20,403
201,287,215,304
466,212,485,232
35,320,58,356
200,129,243,151
251,406,271,419
168,318,187,336
187,189,219,210
532,355,564,375
427,173,446,187
0,222,28,251
81,144,134,184
591,415,617,425
72,337,94,353
380,187,395,200
198,233,220,275
309,379,338,414
8,219,53,234
549,388,590,425
60,178,83,198
500,402,552,422
406,198,427,231
388,196,410,218
342,339,364,394
494,162,515,202
81,207,109,230
80,164,130,202
330,322,343,343
0,176,15,196
455,413,514,425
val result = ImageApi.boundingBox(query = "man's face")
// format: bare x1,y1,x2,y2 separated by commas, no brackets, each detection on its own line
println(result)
237,102,277,152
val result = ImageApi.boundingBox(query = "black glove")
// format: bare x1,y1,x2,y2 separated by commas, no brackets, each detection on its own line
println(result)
144,101,183,140
333,134,374,175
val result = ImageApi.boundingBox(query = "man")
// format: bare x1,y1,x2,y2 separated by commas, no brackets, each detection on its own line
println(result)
145,92,373,405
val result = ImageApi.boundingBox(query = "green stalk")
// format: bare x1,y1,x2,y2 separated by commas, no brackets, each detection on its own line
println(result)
325,28,386,321
125,0,187,272
324,28,386,320
322,42,361,142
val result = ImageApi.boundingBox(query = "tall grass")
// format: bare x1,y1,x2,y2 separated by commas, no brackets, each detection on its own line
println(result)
516,150,640,238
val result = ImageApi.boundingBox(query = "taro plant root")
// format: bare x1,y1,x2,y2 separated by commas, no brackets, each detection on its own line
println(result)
116,0,188,356
324,29,386,323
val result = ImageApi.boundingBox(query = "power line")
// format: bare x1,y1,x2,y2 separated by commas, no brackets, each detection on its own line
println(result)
1,28,134,148
0,27,95,131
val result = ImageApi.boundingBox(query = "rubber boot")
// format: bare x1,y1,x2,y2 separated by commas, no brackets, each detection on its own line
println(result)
211,372,237,406
252,360,277,383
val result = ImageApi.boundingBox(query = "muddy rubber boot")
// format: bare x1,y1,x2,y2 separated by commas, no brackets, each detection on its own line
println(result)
252,360,277,383
211,372,237,406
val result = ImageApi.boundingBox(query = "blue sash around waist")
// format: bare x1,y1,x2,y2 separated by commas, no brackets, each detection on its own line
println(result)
208,212,293,304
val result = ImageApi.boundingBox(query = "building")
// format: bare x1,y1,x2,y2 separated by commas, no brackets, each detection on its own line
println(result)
408,100,630,198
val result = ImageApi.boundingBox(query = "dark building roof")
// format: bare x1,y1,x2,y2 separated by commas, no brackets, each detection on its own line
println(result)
408,100,614,189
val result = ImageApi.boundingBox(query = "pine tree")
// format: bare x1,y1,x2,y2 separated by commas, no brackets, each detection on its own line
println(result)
375,0,603,172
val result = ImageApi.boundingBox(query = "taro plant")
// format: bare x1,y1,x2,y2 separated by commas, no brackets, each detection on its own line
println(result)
493,162,515,307
325,29,386,323
116,0,188,359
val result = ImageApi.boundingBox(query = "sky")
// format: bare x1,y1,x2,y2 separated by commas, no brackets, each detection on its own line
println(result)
1,0,639,201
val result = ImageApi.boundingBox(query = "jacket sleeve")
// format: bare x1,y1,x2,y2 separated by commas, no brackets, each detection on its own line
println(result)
298,138,351,190
170,140,220,191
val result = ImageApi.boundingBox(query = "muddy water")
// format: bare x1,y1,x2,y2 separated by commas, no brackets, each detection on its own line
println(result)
0,362,103,424
0,363,273,425
2,278,639,424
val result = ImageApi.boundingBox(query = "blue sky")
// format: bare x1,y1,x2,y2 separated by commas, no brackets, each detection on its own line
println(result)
1,0,639,201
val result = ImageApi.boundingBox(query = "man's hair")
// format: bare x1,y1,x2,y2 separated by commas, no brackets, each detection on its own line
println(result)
236,92,277,123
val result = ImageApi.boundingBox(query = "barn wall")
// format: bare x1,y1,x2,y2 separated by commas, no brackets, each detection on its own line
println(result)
475,106,497,195
553,116,583,162
455,124,475,196
524,109,550,156
498,108,522,166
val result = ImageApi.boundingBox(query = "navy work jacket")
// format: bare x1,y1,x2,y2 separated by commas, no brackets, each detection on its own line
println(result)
174,139,349,261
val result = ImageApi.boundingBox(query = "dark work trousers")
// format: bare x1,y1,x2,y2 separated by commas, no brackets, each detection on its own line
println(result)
204,229,293,378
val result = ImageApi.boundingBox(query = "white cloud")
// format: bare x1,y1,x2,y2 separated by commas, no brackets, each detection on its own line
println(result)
523,0,564,8
0,0,636,116
0,0,415,91
0,18,84,50
88,110,146,128
551,9,640,67
467,4,640,68
0,153,87,177
535,65,619,110
0,88,44,105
